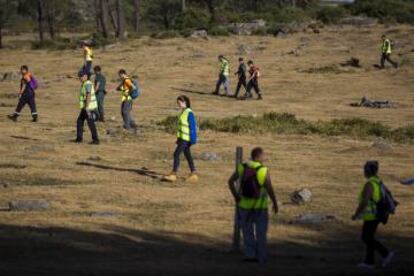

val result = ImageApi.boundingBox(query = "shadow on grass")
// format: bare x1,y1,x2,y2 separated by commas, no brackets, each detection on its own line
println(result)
76,161,164,180
170,87,234,99
0,222,412,275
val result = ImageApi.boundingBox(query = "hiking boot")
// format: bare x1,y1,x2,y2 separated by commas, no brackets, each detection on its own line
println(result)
163,173,177,182
7,114,18,122
32,115,38,122
382,251,395,268
89,140,100,145
258,95,263,100
186,173,199,183
357,262,374,271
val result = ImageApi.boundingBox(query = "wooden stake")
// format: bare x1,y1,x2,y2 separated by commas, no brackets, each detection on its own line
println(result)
232,146,243,252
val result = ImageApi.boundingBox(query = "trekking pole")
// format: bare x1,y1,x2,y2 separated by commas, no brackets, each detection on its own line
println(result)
232,146,243,252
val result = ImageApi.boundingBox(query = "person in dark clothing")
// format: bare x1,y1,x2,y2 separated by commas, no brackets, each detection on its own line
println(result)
93,66,106,122
8,65,38,122
234,57,247,99
352,161,395,271
245,60,262,100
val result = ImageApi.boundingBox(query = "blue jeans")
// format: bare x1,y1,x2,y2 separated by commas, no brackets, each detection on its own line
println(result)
121,100,137,130
214,74,230,95
239,209,268,263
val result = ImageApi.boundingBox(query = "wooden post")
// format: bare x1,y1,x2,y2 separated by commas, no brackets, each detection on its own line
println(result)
232,146,243,252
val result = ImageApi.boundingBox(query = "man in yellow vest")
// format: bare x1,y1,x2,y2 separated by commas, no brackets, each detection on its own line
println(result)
352,161,394,271
213,55,231,96
228,147,278,263
380,35,398,69
74,71,99,145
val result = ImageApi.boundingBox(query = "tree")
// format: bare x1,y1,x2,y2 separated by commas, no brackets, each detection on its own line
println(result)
147,0,181,29
96,0,109,37
133,0,140,33
181,0,186,12
116,0,126,39
44,0,56,39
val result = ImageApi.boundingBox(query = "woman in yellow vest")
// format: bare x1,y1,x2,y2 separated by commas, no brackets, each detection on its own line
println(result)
81,41,94,76
163,95,198,183
74,71,99,145
352,161,394,270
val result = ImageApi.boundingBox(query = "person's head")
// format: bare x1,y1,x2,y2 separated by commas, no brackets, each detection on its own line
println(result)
381,34,386,40
247,60,254,67
238,57,244,64
364,160,379,178
118,69,127,79
20,65,29,75
177,95,191,109
94,65,102,74
78,70,88,82
251,147,265,163
218,55,225,62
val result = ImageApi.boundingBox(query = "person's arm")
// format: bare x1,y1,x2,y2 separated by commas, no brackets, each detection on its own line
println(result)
188,112,197,145
352,182,373,220
264,172,278,214
95,81,100,92
228,171,241,203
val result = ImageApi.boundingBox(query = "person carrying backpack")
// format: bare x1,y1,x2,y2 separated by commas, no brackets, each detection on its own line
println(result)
245,60,262,100
116,69,138,132
352,161,396,271
228,147,278,263
8,65,38,122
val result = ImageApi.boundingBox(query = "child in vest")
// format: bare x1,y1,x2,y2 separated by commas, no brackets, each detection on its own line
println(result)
8,65,38,122
116,69,138,132
163,95,198,183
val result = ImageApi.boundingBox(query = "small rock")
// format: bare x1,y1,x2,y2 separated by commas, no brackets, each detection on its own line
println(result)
190,30,208,39
291,188,312,204
90,211,119,218
9,200,50,211
106,128,119,136
290,213,336,224
275,30,287,38
372,138,392,151
199,152,220,161
88,155,101,161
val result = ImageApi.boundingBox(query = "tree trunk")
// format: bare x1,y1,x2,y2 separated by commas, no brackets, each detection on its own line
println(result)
133,0,140,33
37,0,44,41
0,22,3,49
95,0,101,33
98,0,110,38
116,0,126,39
205,0,215,24
182,0,186,12
108,0,118,34
45,0,55,39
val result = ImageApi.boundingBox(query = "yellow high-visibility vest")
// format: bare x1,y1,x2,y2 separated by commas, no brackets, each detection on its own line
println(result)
359,176,382,221
382,39,392,54
79,80,97,110
177,108,192,142
237,161,269,210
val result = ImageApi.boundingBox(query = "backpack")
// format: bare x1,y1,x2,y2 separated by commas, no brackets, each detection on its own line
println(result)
29,75,39,90
130,79,141,100
240,164,263,198
376,181,397,224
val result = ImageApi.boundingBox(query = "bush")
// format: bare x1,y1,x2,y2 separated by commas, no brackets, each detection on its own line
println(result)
175,8,210,30
264,7,311,23
209,26,230,36
150,30,182,39
316,6,347,24
349,0,414,24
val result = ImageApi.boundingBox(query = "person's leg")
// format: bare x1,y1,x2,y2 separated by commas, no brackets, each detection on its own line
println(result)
214,74,224,95
224,76,230,95
86,110,99,143
15,91,29,115
96,92,103,121
385,54,398,68
245,81,253,98
240,209,257,260
253,79,262,99
85,61,92,75
121,101,131,129
380,53,386,69
370,220,390,258
255,210,269,263
183,142,196,173
128,101,137,129
28,90,38,121
173,139,185,173
362,220,379,265
235,79,242,98
76,110,86,142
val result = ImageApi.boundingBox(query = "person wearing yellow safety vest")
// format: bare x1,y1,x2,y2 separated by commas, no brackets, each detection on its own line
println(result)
228,147,278,263
163,95,198,183
352,161,394,271
74,71,99,145
81,41,94,76
116,69,138,132
380,35,398,69
213,55,231,96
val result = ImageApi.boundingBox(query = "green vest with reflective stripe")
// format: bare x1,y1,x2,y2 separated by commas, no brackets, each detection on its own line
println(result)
359,176,382,221
79,80,97,110
382,39,392,54
220,59,230,76
237,161,268,210
177,108,192,142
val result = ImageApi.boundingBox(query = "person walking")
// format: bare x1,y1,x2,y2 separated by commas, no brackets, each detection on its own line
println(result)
234,57,247,99
74,71,99,145
380,35,398,69
93,66,106,122
245,60,262,100
352,161,395,271
228,147,278,263
82,41,94,76
213,55,231,96
163,95,198,183
8,65,38,122
116,69,138,132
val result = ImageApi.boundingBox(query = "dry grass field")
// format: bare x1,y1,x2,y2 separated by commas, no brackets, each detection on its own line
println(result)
0,24,413,275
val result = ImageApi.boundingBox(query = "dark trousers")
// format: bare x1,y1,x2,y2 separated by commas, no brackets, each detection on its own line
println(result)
76,109,99,142
15,90,37,117
121,100,137,130
173,139,195,173
235,77,247,97
214,74,230,95
246,78,261,97
96,91,105,121
361,220,389,265
381,53,398,68
83,61,92,75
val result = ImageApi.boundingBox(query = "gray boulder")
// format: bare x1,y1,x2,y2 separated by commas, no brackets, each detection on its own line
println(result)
372,138,392,151
290,213,336,224
291,188,312,204
339,16,378,27
9,200,50,211
199,152,220,161
190,30,208,39
228,19,266,35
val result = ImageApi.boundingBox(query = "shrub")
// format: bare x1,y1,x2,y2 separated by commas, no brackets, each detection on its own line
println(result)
175,7,210,30
316,6,347,24
209,26,230,36
349,0,414,24
150,30,181,39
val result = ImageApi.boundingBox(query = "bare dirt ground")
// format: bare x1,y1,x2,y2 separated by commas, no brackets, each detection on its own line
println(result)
0,25,413,275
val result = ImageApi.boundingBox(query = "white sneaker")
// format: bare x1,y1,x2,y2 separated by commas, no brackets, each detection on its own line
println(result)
357,262,374,271
382,251,395,268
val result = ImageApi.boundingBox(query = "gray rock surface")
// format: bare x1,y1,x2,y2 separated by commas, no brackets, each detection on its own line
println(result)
291,188,312,204
9,200,50,211
290,213,336,224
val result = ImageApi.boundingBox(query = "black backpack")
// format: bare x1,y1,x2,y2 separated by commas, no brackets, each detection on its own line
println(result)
376,181,397,225
240,164,263,198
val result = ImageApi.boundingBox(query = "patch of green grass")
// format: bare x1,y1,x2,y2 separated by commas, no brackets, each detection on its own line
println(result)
158,112,414,144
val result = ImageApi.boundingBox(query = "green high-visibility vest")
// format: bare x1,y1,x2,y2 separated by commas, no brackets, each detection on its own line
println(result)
237,161,269,210
79,80,98,110
220,59,230,76
359,176,382,221
177,108,192,142
382,39,392,54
